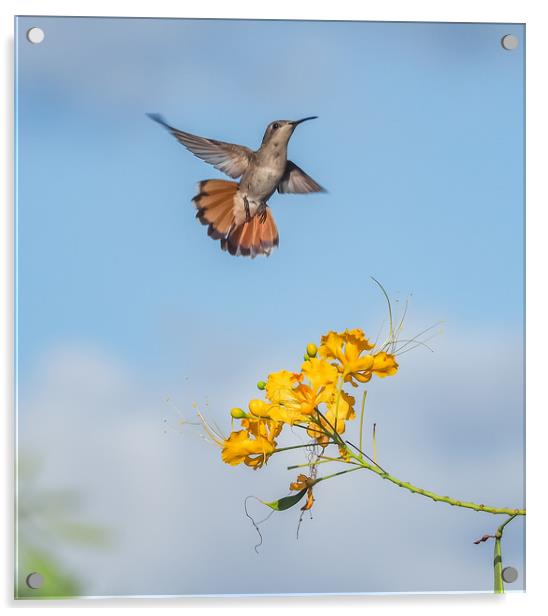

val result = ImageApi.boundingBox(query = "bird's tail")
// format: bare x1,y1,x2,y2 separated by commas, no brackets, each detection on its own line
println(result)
193,179,279,258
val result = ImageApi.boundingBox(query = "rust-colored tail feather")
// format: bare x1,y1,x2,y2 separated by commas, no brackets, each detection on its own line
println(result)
192,179,279,258
223,211,279,258
193,179,238,239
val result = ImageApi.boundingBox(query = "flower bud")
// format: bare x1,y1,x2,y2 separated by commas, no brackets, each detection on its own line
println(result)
256,380,266,390
248,399,268,416
230,407,247,419
303,353,311,361
306,343,318,358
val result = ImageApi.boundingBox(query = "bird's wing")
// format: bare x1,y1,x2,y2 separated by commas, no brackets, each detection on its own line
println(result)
277,160,326,194
147,113,253,179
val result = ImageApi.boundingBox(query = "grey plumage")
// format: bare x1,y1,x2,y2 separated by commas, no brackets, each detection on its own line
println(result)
147,113,325,199
147,113,325,257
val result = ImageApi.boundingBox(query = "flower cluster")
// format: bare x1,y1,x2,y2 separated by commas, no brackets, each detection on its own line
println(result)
217,328,398,471
195,311,524,590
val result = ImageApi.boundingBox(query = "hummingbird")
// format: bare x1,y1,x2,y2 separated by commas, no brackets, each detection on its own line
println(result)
147,114,325,257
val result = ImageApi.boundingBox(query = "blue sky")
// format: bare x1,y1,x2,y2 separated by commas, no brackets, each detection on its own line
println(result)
15,17,524,596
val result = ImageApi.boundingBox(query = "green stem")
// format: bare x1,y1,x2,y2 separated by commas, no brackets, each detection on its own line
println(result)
292,422,328,436
494,535,503,593
287,456,359,471
251,416,331,439
358,389,367,454
316,466,362,483
274,442,336,454
493,514,518,593
334,375,343,431
344,454,525,516
346,439,387,473
372,276,394,341
314,408,345,447
287,458,335,471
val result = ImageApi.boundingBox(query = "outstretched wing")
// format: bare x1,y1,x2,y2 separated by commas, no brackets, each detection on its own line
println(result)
147,113,253,179
277,160,326,194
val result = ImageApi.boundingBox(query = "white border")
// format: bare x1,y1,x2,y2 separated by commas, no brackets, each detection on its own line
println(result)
2,1,547,614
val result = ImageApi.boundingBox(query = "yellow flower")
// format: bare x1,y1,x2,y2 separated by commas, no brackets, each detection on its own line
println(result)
241,415,283,442
261,361,338,426
309,388,356,445
221,429,277,468
265,370,302,406
289,473,311,491
320,328,374,363
289,474,315,511
219,326,399,471
372,351,399,377
248,397,308,430
301,357,338,390
262,370,312,424
319,328,398,386
338,444,351,461
248,398,273,418
326,389,356,433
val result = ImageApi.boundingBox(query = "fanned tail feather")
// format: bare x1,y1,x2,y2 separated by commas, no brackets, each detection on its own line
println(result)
193,179,238,240
192,180,279,258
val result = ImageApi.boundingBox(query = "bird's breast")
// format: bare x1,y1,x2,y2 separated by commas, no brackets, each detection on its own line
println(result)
241,162,285,200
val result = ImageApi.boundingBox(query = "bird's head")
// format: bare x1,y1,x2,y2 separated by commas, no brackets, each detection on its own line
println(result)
261,117,318,147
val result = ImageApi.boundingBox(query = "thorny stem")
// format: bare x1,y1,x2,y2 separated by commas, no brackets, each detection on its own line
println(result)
340,452,525,516
272,415,524,518
314,442,525,516
282,410,525,516
346,439,387,473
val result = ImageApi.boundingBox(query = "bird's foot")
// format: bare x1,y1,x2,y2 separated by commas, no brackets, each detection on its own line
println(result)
258,203,268,224
243,196,251,223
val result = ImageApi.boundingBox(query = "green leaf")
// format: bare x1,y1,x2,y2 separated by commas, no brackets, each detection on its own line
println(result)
261,488,308,511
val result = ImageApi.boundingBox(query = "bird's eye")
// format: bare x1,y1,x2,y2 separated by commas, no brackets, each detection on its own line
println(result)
272,122,280,130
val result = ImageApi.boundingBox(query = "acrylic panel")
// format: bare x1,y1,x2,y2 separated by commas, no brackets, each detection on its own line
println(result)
15,16,525,598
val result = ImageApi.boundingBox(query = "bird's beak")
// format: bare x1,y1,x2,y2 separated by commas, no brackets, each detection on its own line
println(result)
290,116,318,127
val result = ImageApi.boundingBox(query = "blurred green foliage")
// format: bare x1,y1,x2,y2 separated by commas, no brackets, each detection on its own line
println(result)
16,455,112,599
16,548,82,599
